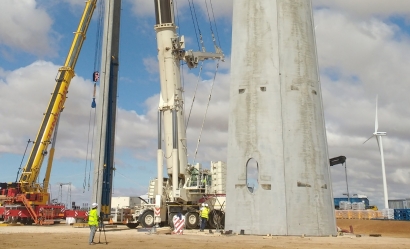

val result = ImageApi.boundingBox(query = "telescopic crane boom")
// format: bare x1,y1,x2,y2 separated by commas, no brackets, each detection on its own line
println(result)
154,0,224,200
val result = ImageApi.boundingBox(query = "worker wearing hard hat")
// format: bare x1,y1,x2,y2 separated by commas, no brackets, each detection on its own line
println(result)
199,203,210,232
88,203,99,245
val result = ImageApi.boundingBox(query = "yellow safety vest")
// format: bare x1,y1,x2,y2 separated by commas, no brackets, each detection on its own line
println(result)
88,209,99,226
200,207,209,219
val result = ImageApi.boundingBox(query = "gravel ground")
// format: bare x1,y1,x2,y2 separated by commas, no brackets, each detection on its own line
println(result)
0,221,410,249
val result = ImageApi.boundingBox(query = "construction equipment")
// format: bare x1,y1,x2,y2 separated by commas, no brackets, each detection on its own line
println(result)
126,0,225,230
0,0,97,225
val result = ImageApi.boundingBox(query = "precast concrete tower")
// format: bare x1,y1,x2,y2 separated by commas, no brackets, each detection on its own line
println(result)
225,0,337,236
92,0,121,217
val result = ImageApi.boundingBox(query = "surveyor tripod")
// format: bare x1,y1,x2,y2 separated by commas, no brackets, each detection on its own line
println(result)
98,212,108,245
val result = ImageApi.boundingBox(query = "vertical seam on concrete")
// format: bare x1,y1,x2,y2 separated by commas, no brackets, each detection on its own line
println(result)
309,0,336,233
307,0,321,233
276,0,289,236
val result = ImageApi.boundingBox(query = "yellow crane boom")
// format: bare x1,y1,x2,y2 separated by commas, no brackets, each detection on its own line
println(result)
18,0,98,203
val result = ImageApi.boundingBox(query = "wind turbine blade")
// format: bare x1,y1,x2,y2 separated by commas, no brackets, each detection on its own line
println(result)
375,95,379,133
363,135,374,144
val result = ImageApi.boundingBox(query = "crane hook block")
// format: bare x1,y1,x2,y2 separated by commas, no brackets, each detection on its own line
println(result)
93,71,100,82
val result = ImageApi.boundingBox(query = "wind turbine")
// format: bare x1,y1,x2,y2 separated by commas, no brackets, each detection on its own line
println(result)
363,95,389,209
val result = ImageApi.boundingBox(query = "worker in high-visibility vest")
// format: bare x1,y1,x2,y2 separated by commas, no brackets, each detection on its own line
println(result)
199,203,210,232
88,203,99,245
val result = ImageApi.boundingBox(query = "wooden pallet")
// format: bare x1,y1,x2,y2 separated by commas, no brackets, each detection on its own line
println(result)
73,223,89,228
0,223,23,226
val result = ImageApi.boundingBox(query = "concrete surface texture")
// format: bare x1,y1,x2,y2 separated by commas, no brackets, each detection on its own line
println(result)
226,0,336,235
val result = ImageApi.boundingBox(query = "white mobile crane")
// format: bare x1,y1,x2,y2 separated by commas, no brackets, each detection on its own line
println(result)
125,0,225,229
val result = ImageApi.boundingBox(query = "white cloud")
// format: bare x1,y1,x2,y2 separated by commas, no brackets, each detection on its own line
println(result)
126,0,155,17
143,57,159,74
313,6,410,206
194,0,233,20
0,0,56,56
0,61,93,157
313,0,410,19
62,0,86,6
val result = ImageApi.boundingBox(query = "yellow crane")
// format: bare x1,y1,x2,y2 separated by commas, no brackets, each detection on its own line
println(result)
0,0,98,224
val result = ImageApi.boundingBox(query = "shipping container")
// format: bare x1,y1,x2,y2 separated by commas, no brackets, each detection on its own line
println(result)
388,199,410,209
111,197,141,209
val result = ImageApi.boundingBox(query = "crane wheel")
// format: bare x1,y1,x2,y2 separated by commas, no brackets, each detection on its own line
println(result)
140,210,155,228
126,222,139,229
185,212,199,229
208,210,224,229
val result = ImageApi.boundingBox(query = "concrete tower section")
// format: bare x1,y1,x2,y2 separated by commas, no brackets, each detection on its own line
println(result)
92,0,121,216
225,0,336,236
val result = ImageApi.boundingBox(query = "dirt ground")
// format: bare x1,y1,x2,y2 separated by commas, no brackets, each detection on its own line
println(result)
1,220,410,249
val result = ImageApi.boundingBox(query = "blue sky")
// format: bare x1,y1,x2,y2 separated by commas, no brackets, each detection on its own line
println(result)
1,0,410,209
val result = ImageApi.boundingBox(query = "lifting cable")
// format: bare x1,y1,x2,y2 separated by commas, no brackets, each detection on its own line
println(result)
186,62,204,128
186,0,223,163
83,0,104,193
93,0,105,72
207,0,221,48
188,0,205,51
193,60,220,164
185,0,214,129
83,96,97,193
15,139,33,182
187,0,201,51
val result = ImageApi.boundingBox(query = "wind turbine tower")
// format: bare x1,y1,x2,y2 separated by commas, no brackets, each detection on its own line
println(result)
226,0,336,236
364,95,389,209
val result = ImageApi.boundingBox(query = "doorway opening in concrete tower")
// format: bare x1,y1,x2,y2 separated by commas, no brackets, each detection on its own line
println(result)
246,158,259,193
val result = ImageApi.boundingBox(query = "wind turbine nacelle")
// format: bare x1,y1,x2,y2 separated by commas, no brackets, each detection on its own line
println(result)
375,132,387,136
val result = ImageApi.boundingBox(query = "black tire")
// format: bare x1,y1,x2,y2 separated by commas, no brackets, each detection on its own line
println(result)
26,219,33,225
21,217,28,225
185,212,199,229
168,212,177,229
140,210,155,228
208,210,224,229
11,217,18,224
126,222,139,229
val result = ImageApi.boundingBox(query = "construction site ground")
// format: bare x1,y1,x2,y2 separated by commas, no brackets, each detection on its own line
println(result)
1,219,410,249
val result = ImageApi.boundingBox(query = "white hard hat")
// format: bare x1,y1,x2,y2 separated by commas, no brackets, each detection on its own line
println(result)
201,203,205,207
92,203,98,208
205,203,209,207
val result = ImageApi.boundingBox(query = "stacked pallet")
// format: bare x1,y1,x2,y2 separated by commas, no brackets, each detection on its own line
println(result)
335,210,383,220
393,209,410,220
